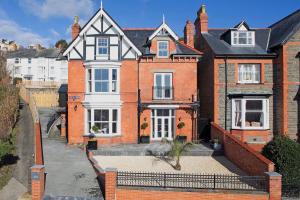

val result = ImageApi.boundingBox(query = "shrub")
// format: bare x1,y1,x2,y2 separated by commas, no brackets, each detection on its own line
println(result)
262,136,300,185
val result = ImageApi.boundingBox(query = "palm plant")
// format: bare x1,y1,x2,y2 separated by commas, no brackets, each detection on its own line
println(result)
161,139,193,170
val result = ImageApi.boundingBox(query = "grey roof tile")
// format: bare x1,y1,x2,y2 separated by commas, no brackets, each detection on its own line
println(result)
203,28,275,57
6,48,64,59
269,9,300,48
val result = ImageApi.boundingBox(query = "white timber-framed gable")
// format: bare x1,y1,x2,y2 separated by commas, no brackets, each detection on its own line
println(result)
63,8,141,61
148,22,179,41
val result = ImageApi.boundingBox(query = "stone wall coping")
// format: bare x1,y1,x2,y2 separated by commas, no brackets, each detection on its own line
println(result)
31,165,45,169
105,167,118,172
265,172,282,177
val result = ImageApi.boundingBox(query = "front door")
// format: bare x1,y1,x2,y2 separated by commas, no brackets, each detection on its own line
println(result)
152,109,175,140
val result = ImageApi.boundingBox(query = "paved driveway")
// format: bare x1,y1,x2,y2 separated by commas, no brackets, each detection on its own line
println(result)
39,109,102,199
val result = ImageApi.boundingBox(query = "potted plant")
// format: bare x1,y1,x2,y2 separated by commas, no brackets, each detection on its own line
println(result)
140,121,150,143
211,138,222,151
176,121,187,143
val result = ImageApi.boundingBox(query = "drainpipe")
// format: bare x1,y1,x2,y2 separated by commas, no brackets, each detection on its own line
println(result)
137,60,141,144
224,56,228,130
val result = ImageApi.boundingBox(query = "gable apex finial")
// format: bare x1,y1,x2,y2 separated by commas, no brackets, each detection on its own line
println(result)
163,14,165,24
101,0,103,10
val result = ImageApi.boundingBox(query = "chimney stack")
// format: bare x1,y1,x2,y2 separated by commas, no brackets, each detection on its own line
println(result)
71,16,81,39
195,5,208,33
184,20,195,48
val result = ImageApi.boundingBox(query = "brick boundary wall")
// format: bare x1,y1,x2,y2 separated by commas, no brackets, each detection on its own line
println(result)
87,151,281,200
31,165,46,200
211,122,274,175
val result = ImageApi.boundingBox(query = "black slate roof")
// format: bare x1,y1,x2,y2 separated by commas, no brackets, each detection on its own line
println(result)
269,9,300,48
202,28,275,57
6,48,64,59
123,29,201,55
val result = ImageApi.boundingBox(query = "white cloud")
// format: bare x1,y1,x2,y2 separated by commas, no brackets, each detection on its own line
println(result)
50,29,60,37
0,18,51,47
20,0,95,19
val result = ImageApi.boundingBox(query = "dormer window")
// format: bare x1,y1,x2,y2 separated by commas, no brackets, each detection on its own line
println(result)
231,31,255,46
158,41,169,58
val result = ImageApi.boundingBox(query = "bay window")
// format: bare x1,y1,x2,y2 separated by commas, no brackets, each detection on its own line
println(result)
87,68,119,93
232,98,269,129
87,108,120,135
238,64,260,84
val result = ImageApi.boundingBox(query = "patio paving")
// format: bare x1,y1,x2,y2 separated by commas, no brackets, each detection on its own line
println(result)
93,156,246,175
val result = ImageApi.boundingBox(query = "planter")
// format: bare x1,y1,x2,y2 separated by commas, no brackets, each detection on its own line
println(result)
140,136,150,144
87,140,97,150
176,135,187,143
213,143,222,151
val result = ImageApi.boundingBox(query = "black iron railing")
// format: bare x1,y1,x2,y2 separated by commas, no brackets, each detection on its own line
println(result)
282,184,300,198
117,171,267,192
153,86,174,100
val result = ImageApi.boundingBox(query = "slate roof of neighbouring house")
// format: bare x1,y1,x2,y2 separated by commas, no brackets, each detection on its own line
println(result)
201,28,275,57
123,29,202,56
269,9,300,48
6,48,65,59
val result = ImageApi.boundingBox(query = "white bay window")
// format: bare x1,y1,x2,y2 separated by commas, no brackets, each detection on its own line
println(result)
87,68,119,93
232,98,269,129
238,64,260,84
87,108,120,135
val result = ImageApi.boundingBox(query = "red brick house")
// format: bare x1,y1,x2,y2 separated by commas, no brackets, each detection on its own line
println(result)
63,5,201,145
195,5,300,148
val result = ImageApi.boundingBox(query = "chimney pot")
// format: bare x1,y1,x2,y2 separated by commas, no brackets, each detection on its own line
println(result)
71,16,81,39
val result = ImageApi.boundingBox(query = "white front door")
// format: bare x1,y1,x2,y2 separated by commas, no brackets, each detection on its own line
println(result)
152,109,175,140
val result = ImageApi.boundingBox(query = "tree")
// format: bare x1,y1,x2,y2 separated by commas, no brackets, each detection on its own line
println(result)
55,39,68,50
262,136,300,185
162,139,193,170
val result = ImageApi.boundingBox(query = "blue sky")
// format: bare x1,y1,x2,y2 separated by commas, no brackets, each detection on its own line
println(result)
0,0,298,47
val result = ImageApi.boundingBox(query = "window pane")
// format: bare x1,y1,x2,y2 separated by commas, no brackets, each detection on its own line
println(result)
164,74,171,86
157,118,162,137
155,74,162,86
246,100,263,110
101,110,109,121
112,69,117,80
88,109,91,121
88,69,92,80
113,109,117,121
245,112,263,127
234,100,242,127
112,123,117,133
94,110,101,121
100,82,109,92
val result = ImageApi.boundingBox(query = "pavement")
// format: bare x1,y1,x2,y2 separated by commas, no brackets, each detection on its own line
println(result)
0,100,35,200
39,108,103,199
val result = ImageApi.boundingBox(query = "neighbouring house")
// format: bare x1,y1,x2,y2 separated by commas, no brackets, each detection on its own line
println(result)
0,39,19,52
63,5,201,145
195,5,300,147
6,48,68,83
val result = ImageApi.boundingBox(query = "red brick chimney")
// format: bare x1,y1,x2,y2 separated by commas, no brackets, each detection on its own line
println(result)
195,5,208,33
184,20,195,48
71,16,81,39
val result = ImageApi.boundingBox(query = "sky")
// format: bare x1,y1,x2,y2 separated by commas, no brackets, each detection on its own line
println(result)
0,0,298,47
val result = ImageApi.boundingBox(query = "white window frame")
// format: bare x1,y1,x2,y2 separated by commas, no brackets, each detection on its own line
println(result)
231,31,255,46
232,98,269,130
86,68,119,94
157,41,169,58
151,109,175,140
97,37,109,56
27,67,31,75
154,73,173,99
86,108,121,136
238,64,261,84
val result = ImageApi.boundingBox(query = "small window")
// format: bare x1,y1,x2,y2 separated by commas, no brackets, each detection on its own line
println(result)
158,41,169,58
232,98,269,129
15,66,20,74
15,58,20,64
28,58,31,64
238,64,260,84
97,37,108,56
232,31,255,46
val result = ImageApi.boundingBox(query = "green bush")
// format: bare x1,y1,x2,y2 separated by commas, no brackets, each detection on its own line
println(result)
262,136,300,185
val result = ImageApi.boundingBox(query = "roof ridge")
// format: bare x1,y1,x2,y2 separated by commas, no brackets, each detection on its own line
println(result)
269,8,300,28
123,28,156,30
